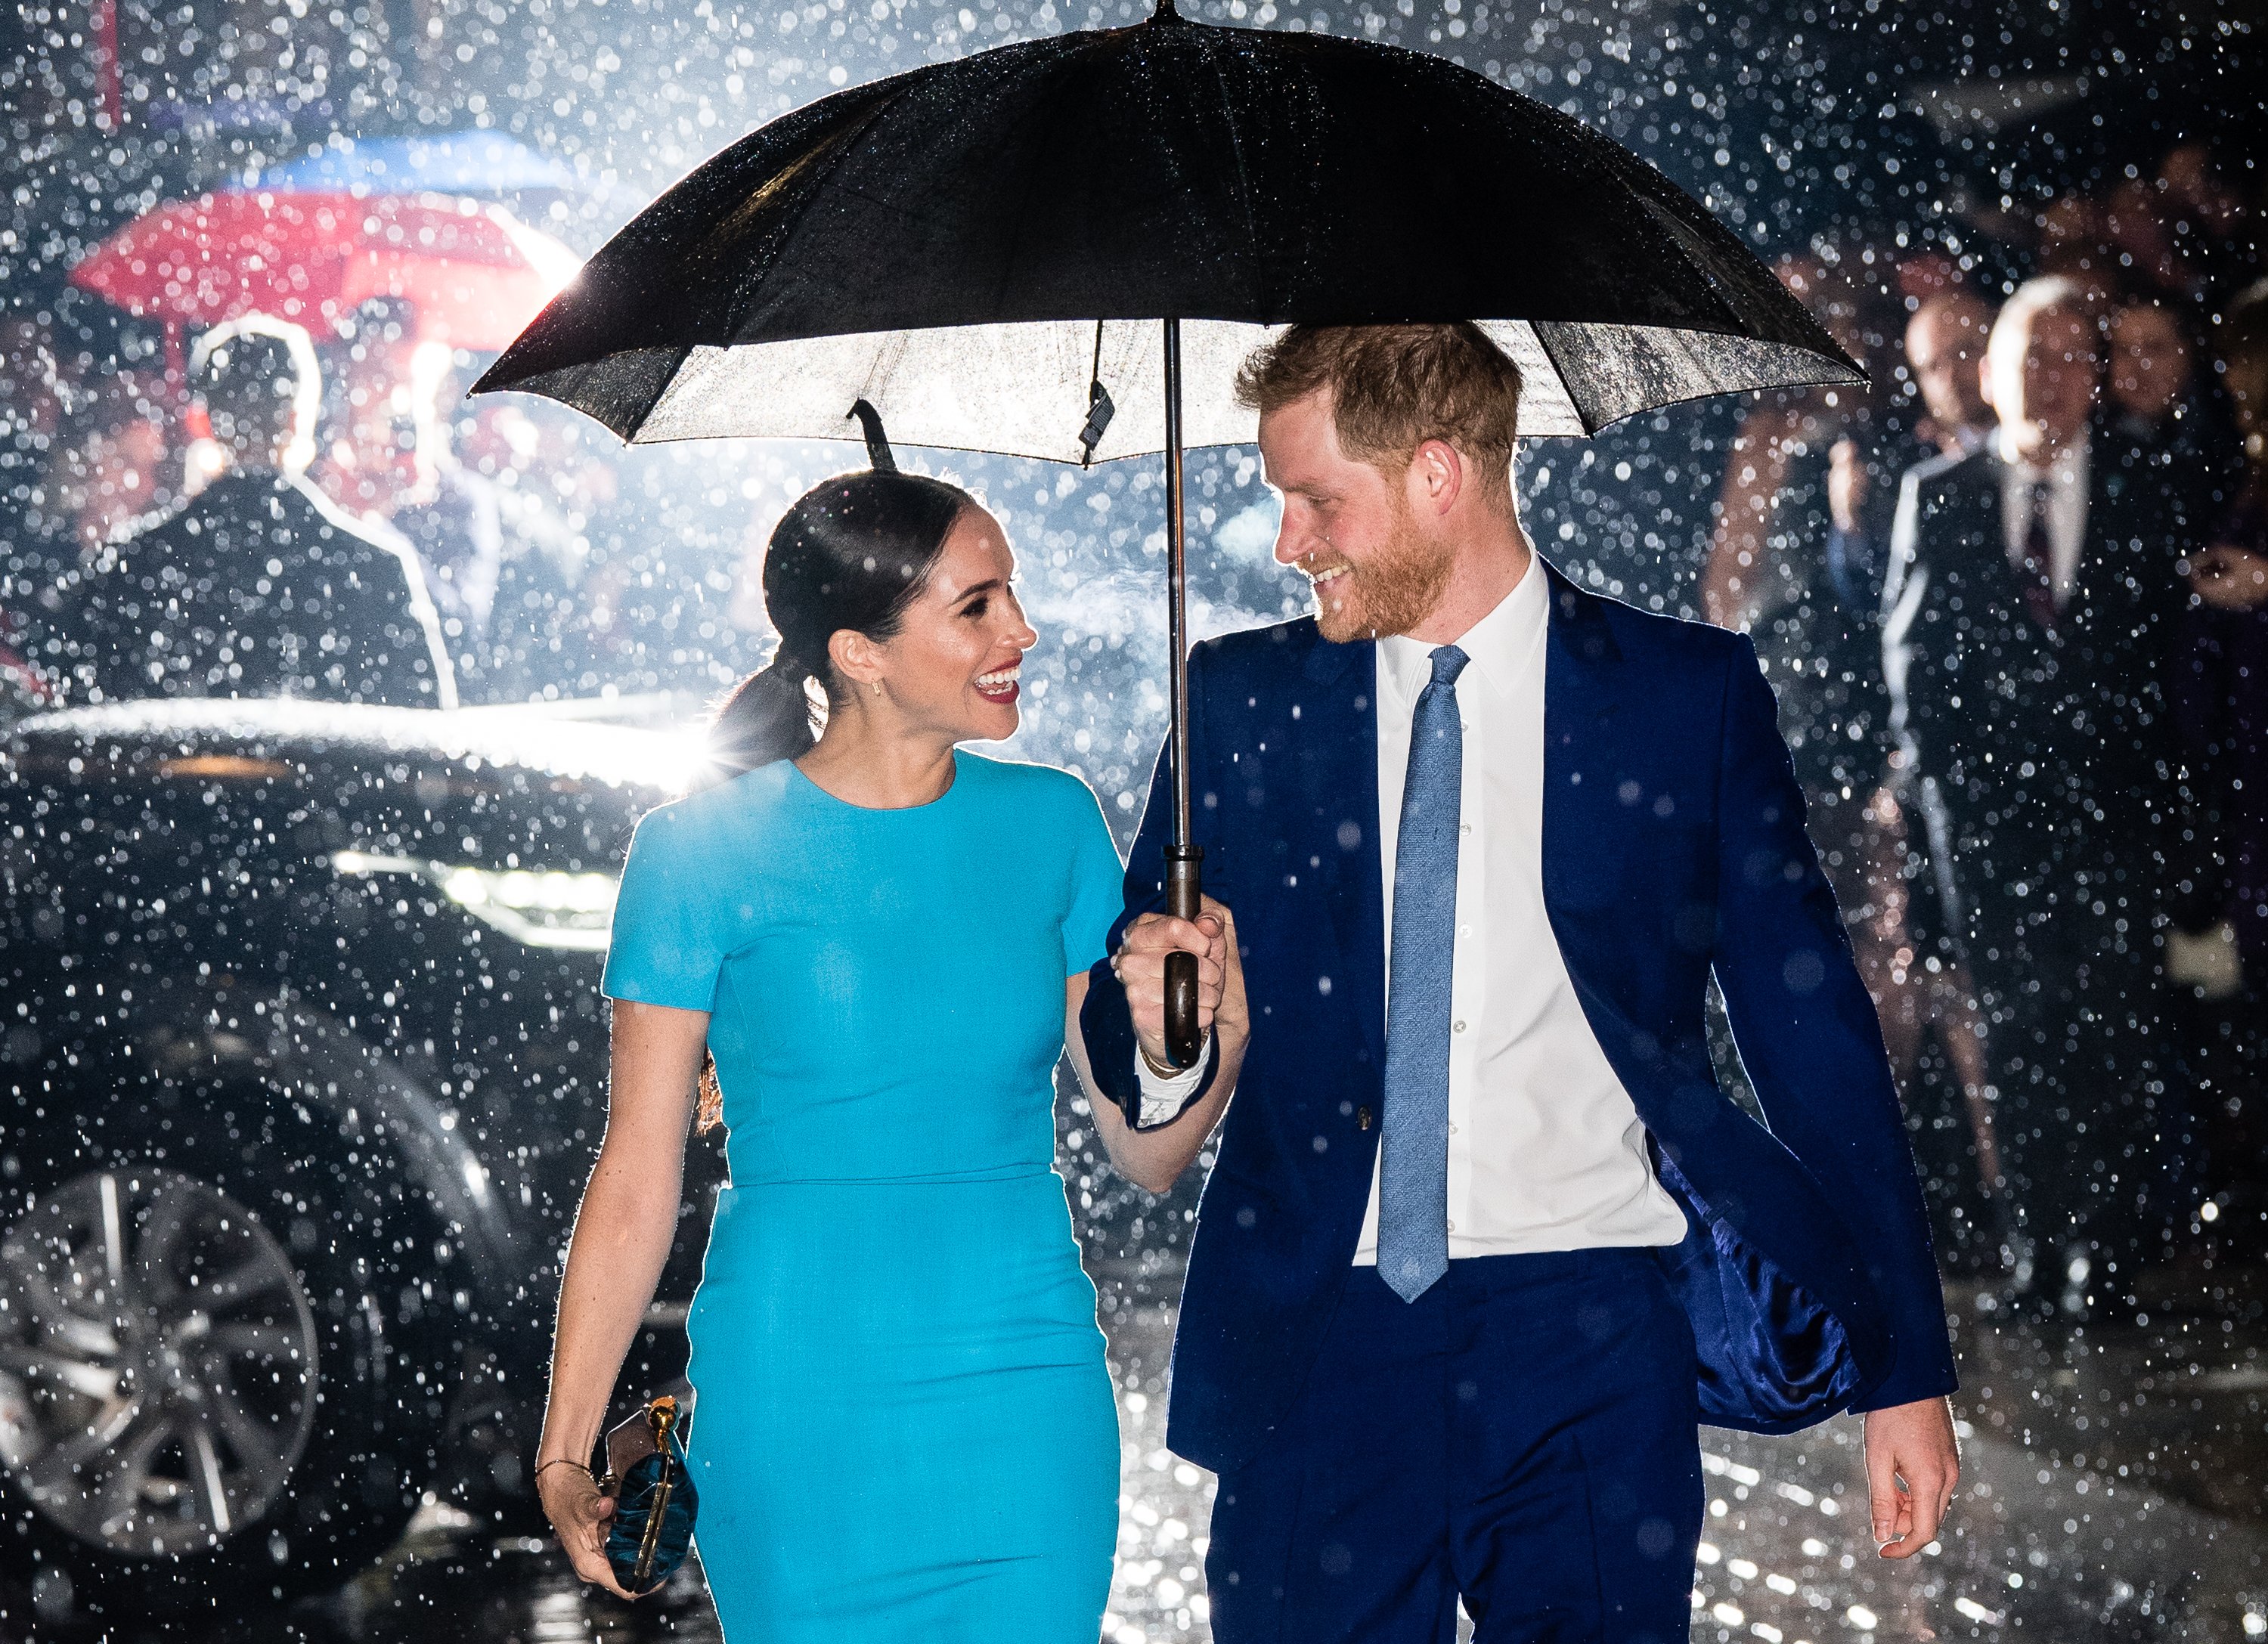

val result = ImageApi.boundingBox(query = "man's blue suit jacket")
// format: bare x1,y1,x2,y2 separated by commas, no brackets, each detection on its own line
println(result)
1080,562,1959,1476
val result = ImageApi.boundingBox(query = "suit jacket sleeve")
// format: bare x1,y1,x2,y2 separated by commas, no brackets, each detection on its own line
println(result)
1077,643,1222,1129
1879,465,1935,795
1710,633,1958,1410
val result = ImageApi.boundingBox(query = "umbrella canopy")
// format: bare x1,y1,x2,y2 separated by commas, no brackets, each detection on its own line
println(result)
240,132,599,202
71,190,580,351
474,0,1865,1072
475,2,1859,460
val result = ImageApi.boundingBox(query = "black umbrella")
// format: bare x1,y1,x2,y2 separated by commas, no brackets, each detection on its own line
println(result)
474,0,1862,1067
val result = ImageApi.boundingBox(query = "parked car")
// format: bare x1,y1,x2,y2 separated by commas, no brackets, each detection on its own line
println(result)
0,695,726,1617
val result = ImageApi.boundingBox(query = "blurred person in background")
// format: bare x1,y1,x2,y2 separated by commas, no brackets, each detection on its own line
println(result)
1904,289,1998,461
2152,143,2260,302
57,314,455,709
51,372,171,565
1698,259,2009,1255
2223,280,2268,500
319,298,503,649
1699,258,1888,840
2106,301,2201,447
1,317,70,704
2167,289,2268,1249
1856,286,2006,1262
2172,494,2267,1251
5,369,175,694
461,402,665,701
1882,275,2229,1307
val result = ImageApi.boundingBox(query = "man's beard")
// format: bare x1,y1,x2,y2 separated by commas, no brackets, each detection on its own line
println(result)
1310,504,1455,643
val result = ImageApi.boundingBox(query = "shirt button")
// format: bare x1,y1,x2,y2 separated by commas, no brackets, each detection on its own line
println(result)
1453,1020,1467,1033
1446,1220,1457,1233
1448,1123,1459,1135
1460,822,1472,835
1459,924,1472,938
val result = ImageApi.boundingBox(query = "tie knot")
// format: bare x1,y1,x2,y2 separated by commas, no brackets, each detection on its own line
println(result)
1428,644,1470,689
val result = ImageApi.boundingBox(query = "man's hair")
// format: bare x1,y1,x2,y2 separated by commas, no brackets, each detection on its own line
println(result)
1233,323,1524,507
191,314,321,468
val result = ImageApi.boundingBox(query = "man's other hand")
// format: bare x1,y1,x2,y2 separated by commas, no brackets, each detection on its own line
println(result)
1861,1397,1960,1559
2188,543,2268,611
1112,899,1232,1073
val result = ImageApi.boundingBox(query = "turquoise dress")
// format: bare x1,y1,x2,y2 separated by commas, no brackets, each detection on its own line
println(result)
601,751,1124,1642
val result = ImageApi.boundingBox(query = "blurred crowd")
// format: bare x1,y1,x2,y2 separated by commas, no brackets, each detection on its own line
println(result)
0,292,720,714
0,130,2263,1308
1693,139,2266,1307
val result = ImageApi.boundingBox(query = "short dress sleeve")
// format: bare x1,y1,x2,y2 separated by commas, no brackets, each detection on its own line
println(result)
602,803,730,1012
1061,778,1126,978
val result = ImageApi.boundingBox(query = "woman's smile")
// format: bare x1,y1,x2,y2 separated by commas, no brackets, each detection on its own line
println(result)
974,662,1021,704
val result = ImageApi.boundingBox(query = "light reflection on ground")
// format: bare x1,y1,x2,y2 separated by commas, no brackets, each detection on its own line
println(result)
1,1277,2260,1642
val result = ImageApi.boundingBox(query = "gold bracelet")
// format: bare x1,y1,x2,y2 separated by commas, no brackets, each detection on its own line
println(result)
534,1457,594,1485
1139,1035,1207,1080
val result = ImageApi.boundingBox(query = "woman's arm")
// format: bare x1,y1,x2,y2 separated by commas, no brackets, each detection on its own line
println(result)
534,998,710,1596
1064,898,1247,1196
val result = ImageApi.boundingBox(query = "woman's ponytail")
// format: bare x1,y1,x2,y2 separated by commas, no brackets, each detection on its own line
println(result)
700,649,821,788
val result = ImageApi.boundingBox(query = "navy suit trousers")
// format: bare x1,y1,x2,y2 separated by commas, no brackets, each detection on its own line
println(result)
1205,1249,1704,1644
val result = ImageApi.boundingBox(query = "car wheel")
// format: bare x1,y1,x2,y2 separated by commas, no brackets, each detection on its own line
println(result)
0,989,459,1620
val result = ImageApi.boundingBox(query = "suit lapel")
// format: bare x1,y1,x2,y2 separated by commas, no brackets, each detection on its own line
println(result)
1540,562,1626,915
1296,634,1386,1070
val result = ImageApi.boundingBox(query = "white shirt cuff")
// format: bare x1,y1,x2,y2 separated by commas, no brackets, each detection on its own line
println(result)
1134,1033,1213,1128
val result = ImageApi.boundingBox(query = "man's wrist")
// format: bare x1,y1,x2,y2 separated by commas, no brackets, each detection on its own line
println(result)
1139,1039,1188,1079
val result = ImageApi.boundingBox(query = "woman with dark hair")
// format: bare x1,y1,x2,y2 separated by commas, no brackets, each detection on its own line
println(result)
530,437,1248,1640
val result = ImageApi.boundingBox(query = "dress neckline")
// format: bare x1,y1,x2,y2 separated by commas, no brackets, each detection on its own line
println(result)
785,748,966,814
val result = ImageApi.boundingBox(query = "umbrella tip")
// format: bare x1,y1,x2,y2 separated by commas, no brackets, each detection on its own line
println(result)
847,399,898,473
1151,0,1181,18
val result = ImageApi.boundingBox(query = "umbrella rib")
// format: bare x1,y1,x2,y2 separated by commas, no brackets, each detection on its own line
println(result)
1193,32,1266,311
1523,322,1610,439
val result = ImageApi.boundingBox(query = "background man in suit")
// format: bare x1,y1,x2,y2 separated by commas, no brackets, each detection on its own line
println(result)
1076,324,1959,1644
1882,276,2227,1306
56,314,456,710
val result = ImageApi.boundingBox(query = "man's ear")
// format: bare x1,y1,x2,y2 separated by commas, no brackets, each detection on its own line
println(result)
1409,438,1464,519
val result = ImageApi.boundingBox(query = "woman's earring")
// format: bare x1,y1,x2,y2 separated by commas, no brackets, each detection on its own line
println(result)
871,680,882,698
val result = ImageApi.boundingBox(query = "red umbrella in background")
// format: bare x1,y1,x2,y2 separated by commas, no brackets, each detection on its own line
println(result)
69,190,581,387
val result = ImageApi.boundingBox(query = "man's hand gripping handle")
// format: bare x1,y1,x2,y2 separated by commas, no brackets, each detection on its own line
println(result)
1161,844,1206,1069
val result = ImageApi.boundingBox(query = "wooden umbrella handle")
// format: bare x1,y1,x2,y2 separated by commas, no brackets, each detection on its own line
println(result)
1162,844,1205,1068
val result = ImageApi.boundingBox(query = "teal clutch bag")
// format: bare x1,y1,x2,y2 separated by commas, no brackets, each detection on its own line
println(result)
599,1395,699,1596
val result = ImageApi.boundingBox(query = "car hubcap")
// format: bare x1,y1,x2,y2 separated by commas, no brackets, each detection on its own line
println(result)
0,1169,319,1556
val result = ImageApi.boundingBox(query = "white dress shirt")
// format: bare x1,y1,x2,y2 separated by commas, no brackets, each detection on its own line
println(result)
1996,429,2091,605
1138,561,1687,1262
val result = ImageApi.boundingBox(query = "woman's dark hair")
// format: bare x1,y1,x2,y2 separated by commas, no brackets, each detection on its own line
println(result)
702,466,975,786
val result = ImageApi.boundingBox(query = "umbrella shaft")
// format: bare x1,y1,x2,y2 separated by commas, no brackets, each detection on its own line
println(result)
1164,317,1191,848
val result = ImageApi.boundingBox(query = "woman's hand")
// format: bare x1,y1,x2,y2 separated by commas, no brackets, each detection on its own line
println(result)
538,1460,635,1599
536,1001,708,1603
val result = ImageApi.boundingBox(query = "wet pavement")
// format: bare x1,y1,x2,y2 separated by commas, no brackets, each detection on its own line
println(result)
3,1271,2262,1643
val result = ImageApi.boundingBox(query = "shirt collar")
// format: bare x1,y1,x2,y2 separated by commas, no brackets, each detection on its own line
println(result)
1377,554,1548,703
1996,426,2090,485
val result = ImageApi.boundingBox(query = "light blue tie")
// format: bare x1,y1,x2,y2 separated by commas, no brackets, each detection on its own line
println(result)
1379,643,1467,1303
